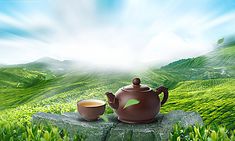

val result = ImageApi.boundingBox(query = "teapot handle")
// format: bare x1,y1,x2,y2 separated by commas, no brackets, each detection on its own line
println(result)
156,86,168,106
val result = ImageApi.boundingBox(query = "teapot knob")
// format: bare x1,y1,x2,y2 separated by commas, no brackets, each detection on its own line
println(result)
132,78,141,85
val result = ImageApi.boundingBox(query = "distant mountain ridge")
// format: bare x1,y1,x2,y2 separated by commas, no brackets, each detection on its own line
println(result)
159,44,235,82
10,57,80,73
162,44,235,69
1,41,235,74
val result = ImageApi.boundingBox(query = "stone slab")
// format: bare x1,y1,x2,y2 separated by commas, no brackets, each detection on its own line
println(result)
32,110,203,141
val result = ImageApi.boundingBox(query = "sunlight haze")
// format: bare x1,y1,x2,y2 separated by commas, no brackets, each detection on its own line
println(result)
1,0,235,70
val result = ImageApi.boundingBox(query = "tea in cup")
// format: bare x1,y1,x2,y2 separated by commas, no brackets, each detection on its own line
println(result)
77,99,106,121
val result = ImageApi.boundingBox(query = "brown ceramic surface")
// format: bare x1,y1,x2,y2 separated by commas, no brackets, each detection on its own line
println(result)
77,99,106,121
106,78,168,124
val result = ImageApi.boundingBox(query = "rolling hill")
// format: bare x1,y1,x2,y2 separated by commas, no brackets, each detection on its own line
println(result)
1,45,235,111
0,67,56,110
0,44,235,140
161,45,235,81
161,78,235,129
162,44,235,69
0,67,48,88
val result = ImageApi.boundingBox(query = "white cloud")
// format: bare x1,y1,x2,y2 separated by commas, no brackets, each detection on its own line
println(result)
141,32,212,65
1,0,235,70
0,39,50,64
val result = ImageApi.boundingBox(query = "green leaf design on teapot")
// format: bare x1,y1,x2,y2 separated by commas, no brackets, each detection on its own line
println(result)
123,99,140,109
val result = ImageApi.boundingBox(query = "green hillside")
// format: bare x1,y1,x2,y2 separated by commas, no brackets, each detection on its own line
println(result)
0,77,235,140
0,67,56,110
0,68,134,110
1,77,234,127
162,45,235,70
0,67,49,88
161,78,235,129
0,44,235,140
161,45,235,82
161,56,207,69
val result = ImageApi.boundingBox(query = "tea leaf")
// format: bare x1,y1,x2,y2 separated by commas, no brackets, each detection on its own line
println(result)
217,38,224,45
123,99,140,109
100,115,109,122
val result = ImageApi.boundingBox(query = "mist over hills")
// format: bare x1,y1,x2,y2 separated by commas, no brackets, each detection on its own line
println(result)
0,41,235,132
1,43,235,107
15,57,79,73
1,40,235,91
1,34,235,75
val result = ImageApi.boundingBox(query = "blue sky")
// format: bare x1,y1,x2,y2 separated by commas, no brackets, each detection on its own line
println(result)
0,0,235,69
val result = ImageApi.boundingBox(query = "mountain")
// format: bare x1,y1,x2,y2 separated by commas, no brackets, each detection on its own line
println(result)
11,57,80,73
162,45,235,69
12,57,114,74
161,45,235,80
161,56,207,69
206,45,235,67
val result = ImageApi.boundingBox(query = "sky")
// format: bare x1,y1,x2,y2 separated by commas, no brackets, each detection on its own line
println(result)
0,0,235,70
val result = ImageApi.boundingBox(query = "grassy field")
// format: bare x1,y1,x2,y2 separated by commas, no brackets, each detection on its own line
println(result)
0,45,235,140
161,78,235,129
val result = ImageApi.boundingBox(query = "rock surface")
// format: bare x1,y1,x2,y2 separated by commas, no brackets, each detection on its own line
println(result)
32,110,203,141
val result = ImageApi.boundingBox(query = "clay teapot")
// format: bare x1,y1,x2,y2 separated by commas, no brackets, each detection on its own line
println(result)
105,78,168,123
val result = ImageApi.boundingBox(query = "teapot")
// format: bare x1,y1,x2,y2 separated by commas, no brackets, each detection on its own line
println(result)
105,78,168,123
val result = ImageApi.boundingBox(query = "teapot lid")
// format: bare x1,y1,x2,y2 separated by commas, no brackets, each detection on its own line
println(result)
122,78,150,92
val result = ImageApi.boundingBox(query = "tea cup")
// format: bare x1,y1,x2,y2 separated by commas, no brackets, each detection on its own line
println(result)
77,99,106,121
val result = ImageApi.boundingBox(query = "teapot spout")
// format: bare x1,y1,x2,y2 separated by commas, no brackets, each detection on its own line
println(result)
105,92,119,109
